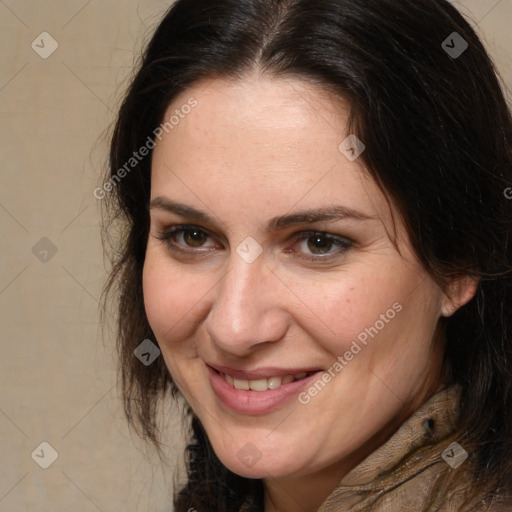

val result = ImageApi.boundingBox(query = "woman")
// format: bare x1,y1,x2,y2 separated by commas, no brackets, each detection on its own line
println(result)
102,0,512,510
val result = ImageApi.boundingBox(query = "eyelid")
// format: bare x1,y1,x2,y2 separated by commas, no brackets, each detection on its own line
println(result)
292,230,353,247
156,224,221,250
288,230,353,260
294,230,351,240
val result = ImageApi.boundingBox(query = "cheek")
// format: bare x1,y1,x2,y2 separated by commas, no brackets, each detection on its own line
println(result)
142,249,213,346
293,269,405,345
305,265,441,362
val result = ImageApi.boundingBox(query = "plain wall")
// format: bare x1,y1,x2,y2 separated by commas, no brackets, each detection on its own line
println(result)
1,1,511,510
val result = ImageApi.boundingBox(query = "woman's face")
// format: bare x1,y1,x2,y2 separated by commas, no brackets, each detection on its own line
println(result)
143,75,454,483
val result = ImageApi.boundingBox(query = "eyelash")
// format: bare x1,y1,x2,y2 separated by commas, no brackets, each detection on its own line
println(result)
290,231,353,261
155,225,353,262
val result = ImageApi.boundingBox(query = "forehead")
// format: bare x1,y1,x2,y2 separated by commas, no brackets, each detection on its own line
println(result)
150,75,397,237
154,74,351,167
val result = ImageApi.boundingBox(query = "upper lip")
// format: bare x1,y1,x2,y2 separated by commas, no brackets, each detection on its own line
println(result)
207,363,322,380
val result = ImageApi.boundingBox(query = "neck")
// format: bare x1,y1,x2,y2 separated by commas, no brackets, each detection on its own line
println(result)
264,466,346,512
262,431,386,512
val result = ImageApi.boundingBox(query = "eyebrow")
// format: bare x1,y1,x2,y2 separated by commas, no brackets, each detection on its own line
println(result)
268,206,376,230
150,197,376,231
150,197,218,225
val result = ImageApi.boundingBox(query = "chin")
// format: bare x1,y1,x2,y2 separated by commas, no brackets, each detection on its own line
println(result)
213,441,301,480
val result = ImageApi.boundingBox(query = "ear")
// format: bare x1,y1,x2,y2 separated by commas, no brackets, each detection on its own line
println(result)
440,276,479,317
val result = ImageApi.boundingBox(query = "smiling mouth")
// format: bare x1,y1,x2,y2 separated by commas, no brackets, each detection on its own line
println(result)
214,369,319,392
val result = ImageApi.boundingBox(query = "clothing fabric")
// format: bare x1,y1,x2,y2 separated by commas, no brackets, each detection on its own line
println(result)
316,385,467,511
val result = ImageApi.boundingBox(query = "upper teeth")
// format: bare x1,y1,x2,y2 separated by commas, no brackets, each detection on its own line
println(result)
223,372,309,391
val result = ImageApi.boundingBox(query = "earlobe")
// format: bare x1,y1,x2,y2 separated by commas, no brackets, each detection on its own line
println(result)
440,276,479,317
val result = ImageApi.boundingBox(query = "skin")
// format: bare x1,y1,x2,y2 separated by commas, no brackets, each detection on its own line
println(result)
143,73,477,512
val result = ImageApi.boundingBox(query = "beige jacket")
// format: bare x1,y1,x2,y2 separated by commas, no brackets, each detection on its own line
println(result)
244,386,511,511
316,385,503,511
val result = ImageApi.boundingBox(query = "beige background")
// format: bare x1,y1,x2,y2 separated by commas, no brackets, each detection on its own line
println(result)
0,1,510,511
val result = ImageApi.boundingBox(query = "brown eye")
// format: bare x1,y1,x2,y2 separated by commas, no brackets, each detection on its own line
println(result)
307,234,334,254
156,225,218,252
183,229,208,247
288,231,353,262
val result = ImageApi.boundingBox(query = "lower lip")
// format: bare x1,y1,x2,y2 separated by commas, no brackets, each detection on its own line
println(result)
207,366,322,415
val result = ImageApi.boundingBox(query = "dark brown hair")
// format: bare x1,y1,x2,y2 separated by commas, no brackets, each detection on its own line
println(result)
103,0,512,510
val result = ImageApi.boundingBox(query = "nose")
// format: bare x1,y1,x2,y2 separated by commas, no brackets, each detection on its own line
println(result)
204,252,289,356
